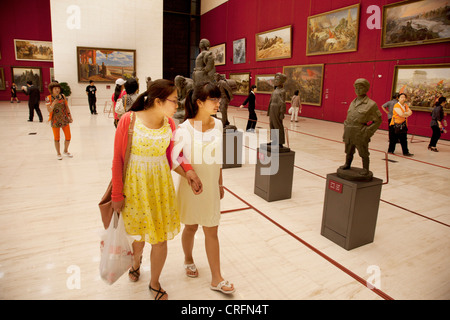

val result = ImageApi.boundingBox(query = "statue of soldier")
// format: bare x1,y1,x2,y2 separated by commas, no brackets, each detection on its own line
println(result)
192,39,216,85
338,78,382,180
215,73,235,129
267,73,288,150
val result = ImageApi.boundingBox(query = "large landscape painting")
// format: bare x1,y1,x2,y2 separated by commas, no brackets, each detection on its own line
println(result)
382,0,450,48
392,64,450,112
77,47,136,83
256,26,291,61
11,66,42,91
306,4,360,56
14,39,53,62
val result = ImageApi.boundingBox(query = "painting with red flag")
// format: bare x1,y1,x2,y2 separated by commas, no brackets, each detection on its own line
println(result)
392,64,449,112
283,64,324,106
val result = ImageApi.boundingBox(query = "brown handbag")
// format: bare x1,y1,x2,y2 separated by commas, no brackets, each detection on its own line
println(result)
98,112,136,229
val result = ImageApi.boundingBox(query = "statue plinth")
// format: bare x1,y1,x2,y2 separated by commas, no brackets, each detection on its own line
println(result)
337,167,373,182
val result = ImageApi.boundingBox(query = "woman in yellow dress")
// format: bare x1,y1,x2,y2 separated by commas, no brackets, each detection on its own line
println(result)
111,79,201,300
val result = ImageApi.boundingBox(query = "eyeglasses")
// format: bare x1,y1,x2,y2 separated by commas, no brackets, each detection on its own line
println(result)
206,98,221,103
166,98,178,105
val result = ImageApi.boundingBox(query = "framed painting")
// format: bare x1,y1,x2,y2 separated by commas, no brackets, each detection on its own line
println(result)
211,43,226,66
50,68,55,82
11,66,42,92
392,64,450,112
306,4,360,56
255,74,276,94
381,0,450,48
256,25,292,61
0,68,5,90
14,39,53,62
77,46,136,83
229,72,250,95
283,64,324,106
233,38,246,64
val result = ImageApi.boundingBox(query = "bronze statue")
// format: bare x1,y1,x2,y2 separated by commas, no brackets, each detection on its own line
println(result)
267,73,288,150
338,78,382,181
215,73,237,130
174,75,194,120
146,76,152,91
192,39,216,85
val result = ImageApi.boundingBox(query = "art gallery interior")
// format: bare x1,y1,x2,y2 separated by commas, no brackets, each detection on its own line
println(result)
0,0,449,301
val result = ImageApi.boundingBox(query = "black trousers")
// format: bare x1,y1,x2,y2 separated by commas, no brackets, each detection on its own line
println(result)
246,110,257,131
88,96,97,114
28,102,43,121
388,130,409,154
429,126,441,148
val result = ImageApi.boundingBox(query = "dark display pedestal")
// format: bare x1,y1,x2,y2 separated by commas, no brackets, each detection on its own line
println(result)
254,146,295,202
321,173,382,250
222,130,243,169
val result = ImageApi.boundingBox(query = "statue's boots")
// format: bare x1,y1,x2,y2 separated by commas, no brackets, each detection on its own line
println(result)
340,155,353,170
360,157,370,176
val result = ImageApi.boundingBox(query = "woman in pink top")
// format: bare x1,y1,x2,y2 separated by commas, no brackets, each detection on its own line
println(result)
111,79,201,300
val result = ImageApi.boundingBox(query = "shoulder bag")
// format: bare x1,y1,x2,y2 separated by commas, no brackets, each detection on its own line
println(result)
98,112,136,229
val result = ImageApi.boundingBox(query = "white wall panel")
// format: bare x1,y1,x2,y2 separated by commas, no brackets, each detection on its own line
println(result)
201,0,228,15
50,0,163,105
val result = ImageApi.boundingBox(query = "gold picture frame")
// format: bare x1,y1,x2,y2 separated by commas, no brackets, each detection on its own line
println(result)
211,43,226,66
77,46,136,83
229,72,250,95
381,0,450,48
0,68,5,90
255,25,292,61
392,63,450,112
283,64,324,106
255,74,276,94
306,4,360,56
11,66,43,92
14,39,53,62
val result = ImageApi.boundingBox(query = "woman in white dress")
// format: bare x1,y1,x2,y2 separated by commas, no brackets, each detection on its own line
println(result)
172,82,235,294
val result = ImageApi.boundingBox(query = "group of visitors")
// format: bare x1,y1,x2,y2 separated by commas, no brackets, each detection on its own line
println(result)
111,79,234,300
382,92,447,154
15,75,447,301
240,87,303,131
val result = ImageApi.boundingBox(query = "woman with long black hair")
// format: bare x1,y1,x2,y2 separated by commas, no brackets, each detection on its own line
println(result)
111,79,201,299
172,82,235,295
428,96,447,152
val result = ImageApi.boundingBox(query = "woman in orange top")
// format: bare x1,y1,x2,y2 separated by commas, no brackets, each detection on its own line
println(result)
388,93,413,156
45,82,73,160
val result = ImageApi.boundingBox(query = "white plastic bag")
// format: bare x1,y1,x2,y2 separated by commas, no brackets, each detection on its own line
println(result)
99,212,133,284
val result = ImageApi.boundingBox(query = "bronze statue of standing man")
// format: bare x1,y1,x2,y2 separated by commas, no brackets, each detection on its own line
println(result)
267,73,288,149
338,78,382,180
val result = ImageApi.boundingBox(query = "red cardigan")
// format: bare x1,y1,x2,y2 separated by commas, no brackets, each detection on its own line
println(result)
111,111,192,202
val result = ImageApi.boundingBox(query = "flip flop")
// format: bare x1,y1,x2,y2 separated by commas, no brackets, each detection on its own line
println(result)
210,280,235,294
184,263,198,278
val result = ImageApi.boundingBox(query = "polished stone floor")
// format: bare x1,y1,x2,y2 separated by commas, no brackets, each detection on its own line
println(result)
0,100,448,300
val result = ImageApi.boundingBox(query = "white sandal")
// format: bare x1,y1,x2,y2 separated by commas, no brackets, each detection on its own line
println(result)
210,280,235,294
184,263,198,278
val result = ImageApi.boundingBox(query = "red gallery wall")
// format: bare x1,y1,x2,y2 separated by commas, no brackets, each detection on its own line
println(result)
0,0,53,102
200,0,450,139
